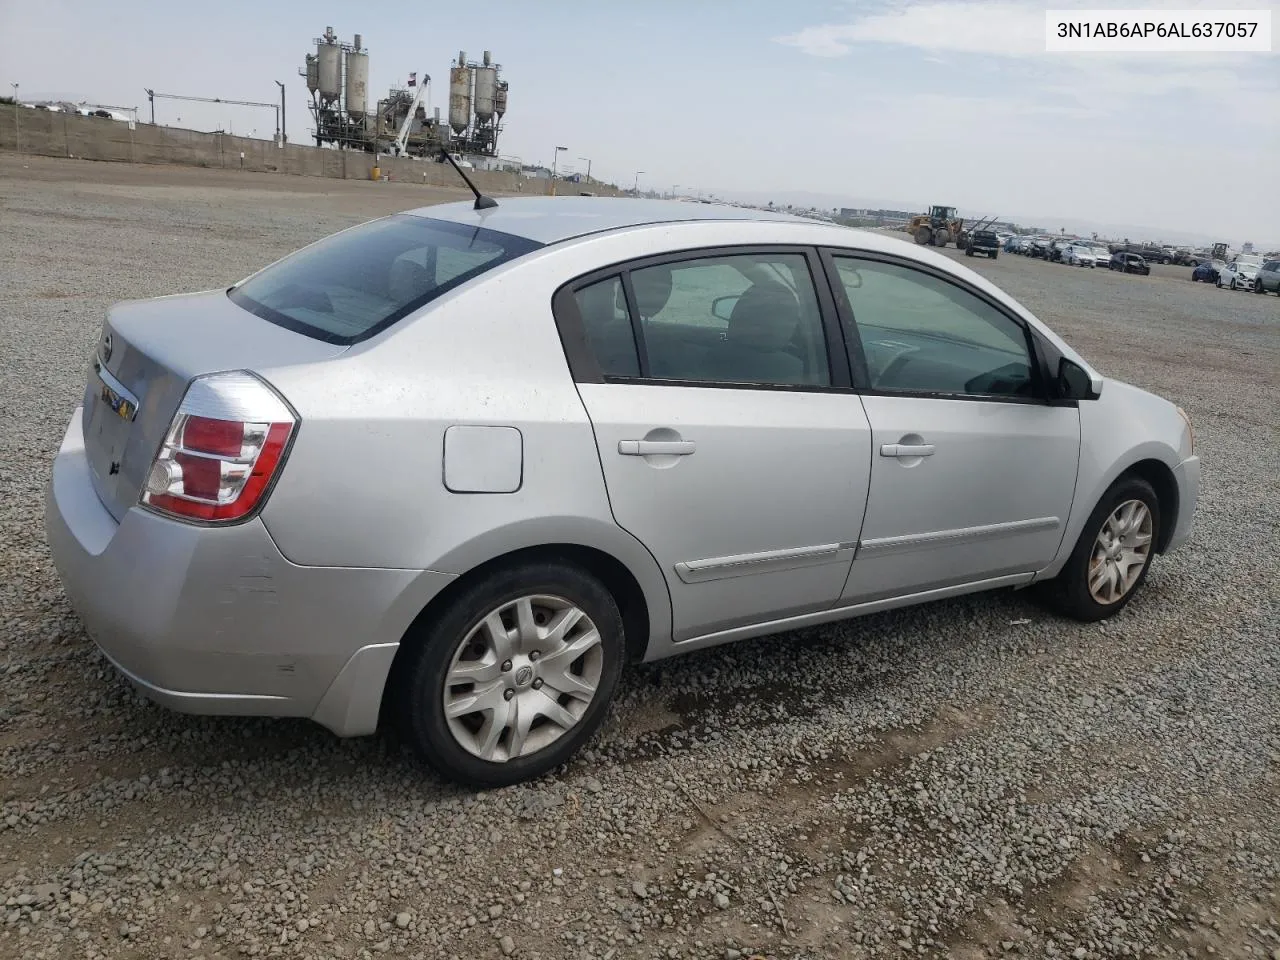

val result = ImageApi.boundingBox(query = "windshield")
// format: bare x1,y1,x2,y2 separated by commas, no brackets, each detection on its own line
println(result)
228,214,542,345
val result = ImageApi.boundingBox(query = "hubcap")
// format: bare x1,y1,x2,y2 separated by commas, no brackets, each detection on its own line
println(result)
1088,499,1154,605
442,595,604,763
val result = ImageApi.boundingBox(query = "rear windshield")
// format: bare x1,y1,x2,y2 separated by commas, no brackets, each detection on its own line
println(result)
228,214,542,345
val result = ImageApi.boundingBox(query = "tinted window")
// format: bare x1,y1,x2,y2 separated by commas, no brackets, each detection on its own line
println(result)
229,215,542,345
832,257,1035,398
574,277,640,377
626,253,830,387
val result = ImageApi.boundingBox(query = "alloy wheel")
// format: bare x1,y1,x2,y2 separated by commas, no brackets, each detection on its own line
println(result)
1088,500,1153,605
442,594,604,763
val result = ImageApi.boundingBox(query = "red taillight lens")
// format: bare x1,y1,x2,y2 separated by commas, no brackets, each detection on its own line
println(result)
182,415,245,457
141,373,297,524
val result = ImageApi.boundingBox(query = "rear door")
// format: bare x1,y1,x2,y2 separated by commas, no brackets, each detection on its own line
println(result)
553,247,873,642
820,250,1081,603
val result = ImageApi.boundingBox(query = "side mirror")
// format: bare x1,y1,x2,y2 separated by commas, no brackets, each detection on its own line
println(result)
1058,357,1103,401
711,295,739,323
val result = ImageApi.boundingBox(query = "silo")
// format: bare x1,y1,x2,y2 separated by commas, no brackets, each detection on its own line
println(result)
317,41,342,104
305,55,319,95
494,82,508,118
474,51,497,122
448,51,471,134
345,35,369,119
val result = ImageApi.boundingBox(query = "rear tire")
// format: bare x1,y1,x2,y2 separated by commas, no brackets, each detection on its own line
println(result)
394,559,625,788
1036,476,1161,623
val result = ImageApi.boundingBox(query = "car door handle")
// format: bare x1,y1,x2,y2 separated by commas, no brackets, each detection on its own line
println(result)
618,440,696,456
880,443,935,458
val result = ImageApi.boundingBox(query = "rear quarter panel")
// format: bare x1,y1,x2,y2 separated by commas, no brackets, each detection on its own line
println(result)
256,236,676,647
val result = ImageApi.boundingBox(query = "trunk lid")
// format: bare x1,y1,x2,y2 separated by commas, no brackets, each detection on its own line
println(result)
81,290,347,521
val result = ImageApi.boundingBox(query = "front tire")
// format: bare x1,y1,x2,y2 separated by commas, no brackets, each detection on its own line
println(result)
1038,476,1161,623
394,560,625,787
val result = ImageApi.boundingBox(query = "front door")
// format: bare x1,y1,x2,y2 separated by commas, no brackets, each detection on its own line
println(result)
823,253,1081,603
559,249,873,641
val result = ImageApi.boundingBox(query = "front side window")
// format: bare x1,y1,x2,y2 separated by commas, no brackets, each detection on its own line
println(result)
229,215,542,344
616,252,831,388
831,257,1036,399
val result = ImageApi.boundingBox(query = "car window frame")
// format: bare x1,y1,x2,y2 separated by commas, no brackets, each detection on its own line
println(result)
817,247,1051,405
551,244,853,393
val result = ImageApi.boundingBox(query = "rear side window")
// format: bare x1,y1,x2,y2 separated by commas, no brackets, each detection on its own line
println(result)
574,277,640,377
228,215,542,345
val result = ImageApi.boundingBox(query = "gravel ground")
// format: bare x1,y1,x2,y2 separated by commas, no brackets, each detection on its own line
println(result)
1,155,1278,960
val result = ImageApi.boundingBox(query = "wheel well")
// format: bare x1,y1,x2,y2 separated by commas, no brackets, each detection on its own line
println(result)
1120,459,1179,553
378,543,653,728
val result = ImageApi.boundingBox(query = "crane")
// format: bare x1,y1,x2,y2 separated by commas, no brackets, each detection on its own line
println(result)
392,74,432,156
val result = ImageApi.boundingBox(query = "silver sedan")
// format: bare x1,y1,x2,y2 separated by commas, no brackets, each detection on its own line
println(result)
45,197,1200,787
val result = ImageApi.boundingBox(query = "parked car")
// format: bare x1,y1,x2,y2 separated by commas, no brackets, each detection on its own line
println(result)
1254,259,1280,295
1114,244,1172,264
1061,244,1101,268
965,229,1000,259
44,197,1200,787
1110,252,1151,275
1218,256,1262,291
1029,237,1052,259
1191,260,1224,283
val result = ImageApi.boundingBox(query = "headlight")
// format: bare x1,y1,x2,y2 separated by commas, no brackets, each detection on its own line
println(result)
1176,406,1195,455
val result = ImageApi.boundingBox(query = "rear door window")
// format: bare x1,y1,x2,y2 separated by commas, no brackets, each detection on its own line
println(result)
228,215,542,345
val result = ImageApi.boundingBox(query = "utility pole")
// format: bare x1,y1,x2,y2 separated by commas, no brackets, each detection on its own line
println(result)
144,88,154,124
633,170,645,195
275,80,286,144
550,145,566,196
578,156,591,182
9,83,17,149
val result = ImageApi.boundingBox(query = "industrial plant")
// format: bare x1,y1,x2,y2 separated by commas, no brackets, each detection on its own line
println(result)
300,27,509,160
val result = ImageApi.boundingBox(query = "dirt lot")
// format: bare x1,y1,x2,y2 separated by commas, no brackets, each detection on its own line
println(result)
1,154,1277,960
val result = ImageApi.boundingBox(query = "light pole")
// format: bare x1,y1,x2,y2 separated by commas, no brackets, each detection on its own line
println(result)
275,80,286,144
10,83,17,150
550,145,567,196
633,170,645,195
578,156,591,182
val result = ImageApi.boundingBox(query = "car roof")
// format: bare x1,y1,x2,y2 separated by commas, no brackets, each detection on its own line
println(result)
401,196,816,245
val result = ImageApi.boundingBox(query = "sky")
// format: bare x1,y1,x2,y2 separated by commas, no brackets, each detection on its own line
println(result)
4,0,1277,244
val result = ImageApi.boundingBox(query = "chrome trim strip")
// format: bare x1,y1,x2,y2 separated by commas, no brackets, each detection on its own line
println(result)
859,517,1060,558
667,572,1035,655
674,542,855,584
93,357,141,422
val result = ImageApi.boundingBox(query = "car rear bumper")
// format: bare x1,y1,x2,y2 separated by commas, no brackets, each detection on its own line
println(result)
1166,455,1200,554
44,408,449,736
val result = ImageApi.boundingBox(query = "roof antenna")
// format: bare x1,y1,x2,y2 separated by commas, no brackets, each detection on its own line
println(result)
439,147,498,210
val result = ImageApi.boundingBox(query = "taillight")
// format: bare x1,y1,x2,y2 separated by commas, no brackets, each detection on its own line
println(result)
141,371,297,523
